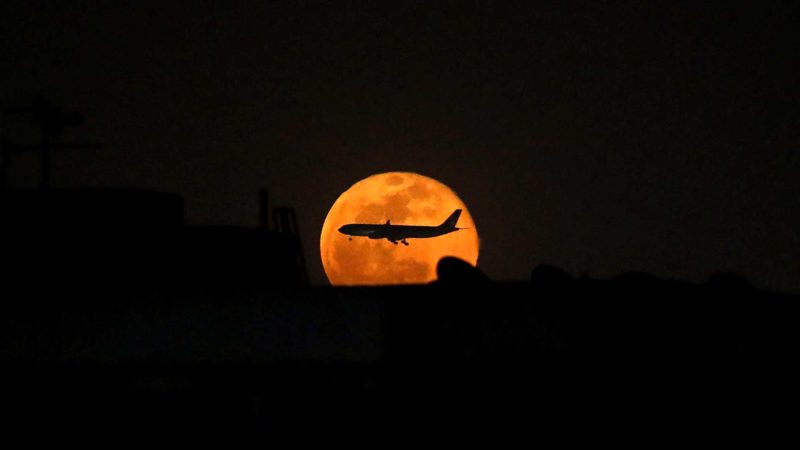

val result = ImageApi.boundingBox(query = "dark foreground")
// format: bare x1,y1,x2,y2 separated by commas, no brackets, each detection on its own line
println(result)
2,276,798,444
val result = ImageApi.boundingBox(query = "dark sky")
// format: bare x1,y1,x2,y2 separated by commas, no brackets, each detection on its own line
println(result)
2,1,798,291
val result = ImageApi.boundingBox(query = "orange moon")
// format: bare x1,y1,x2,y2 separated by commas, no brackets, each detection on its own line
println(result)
320,172,480,285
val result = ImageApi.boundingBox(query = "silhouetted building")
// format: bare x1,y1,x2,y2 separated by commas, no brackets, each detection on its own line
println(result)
2,189,798,442
1,188,306,291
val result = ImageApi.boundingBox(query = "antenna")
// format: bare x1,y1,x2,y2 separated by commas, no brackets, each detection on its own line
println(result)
3,97,101,188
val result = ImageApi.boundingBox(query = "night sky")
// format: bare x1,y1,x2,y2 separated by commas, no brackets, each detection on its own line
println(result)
2,1,798,291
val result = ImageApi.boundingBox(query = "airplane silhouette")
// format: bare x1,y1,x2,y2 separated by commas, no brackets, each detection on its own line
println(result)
338,210,464,245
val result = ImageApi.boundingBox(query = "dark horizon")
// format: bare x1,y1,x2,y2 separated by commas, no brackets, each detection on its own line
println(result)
2,1,798,292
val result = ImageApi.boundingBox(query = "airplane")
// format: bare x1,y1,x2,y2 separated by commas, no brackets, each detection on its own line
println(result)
338,209,464,245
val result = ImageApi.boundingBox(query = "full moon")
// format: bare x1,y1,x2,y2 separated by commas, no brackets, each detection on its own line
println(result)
320,172,480,285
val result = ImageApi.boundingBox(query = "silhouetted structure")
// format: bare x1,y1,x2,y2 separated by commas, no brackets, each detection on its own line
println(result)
434,256,490,285
272,206,309,285
1,188,306,291
1,186,797,442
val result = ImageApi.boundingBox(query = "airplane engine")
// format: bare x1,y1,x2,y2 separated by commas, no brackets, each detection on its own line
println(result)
368,233,383,239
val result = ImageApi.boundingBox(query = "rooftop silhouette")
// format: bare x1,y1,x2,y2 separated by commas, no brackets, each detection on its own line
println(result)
1,184,797,443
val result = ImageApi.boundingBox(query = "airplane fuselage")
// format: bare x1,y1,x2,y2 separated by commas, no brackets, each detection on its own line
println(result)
339,224,457,240
337,209,463,245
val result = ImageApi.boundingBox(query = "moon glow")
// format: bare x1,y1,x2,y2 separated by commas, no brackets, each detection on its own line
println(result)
320,172,480,285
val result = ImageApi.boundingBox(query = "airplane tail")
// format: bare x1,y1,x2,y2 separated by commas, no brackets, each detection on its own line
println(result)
440,209,462,229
